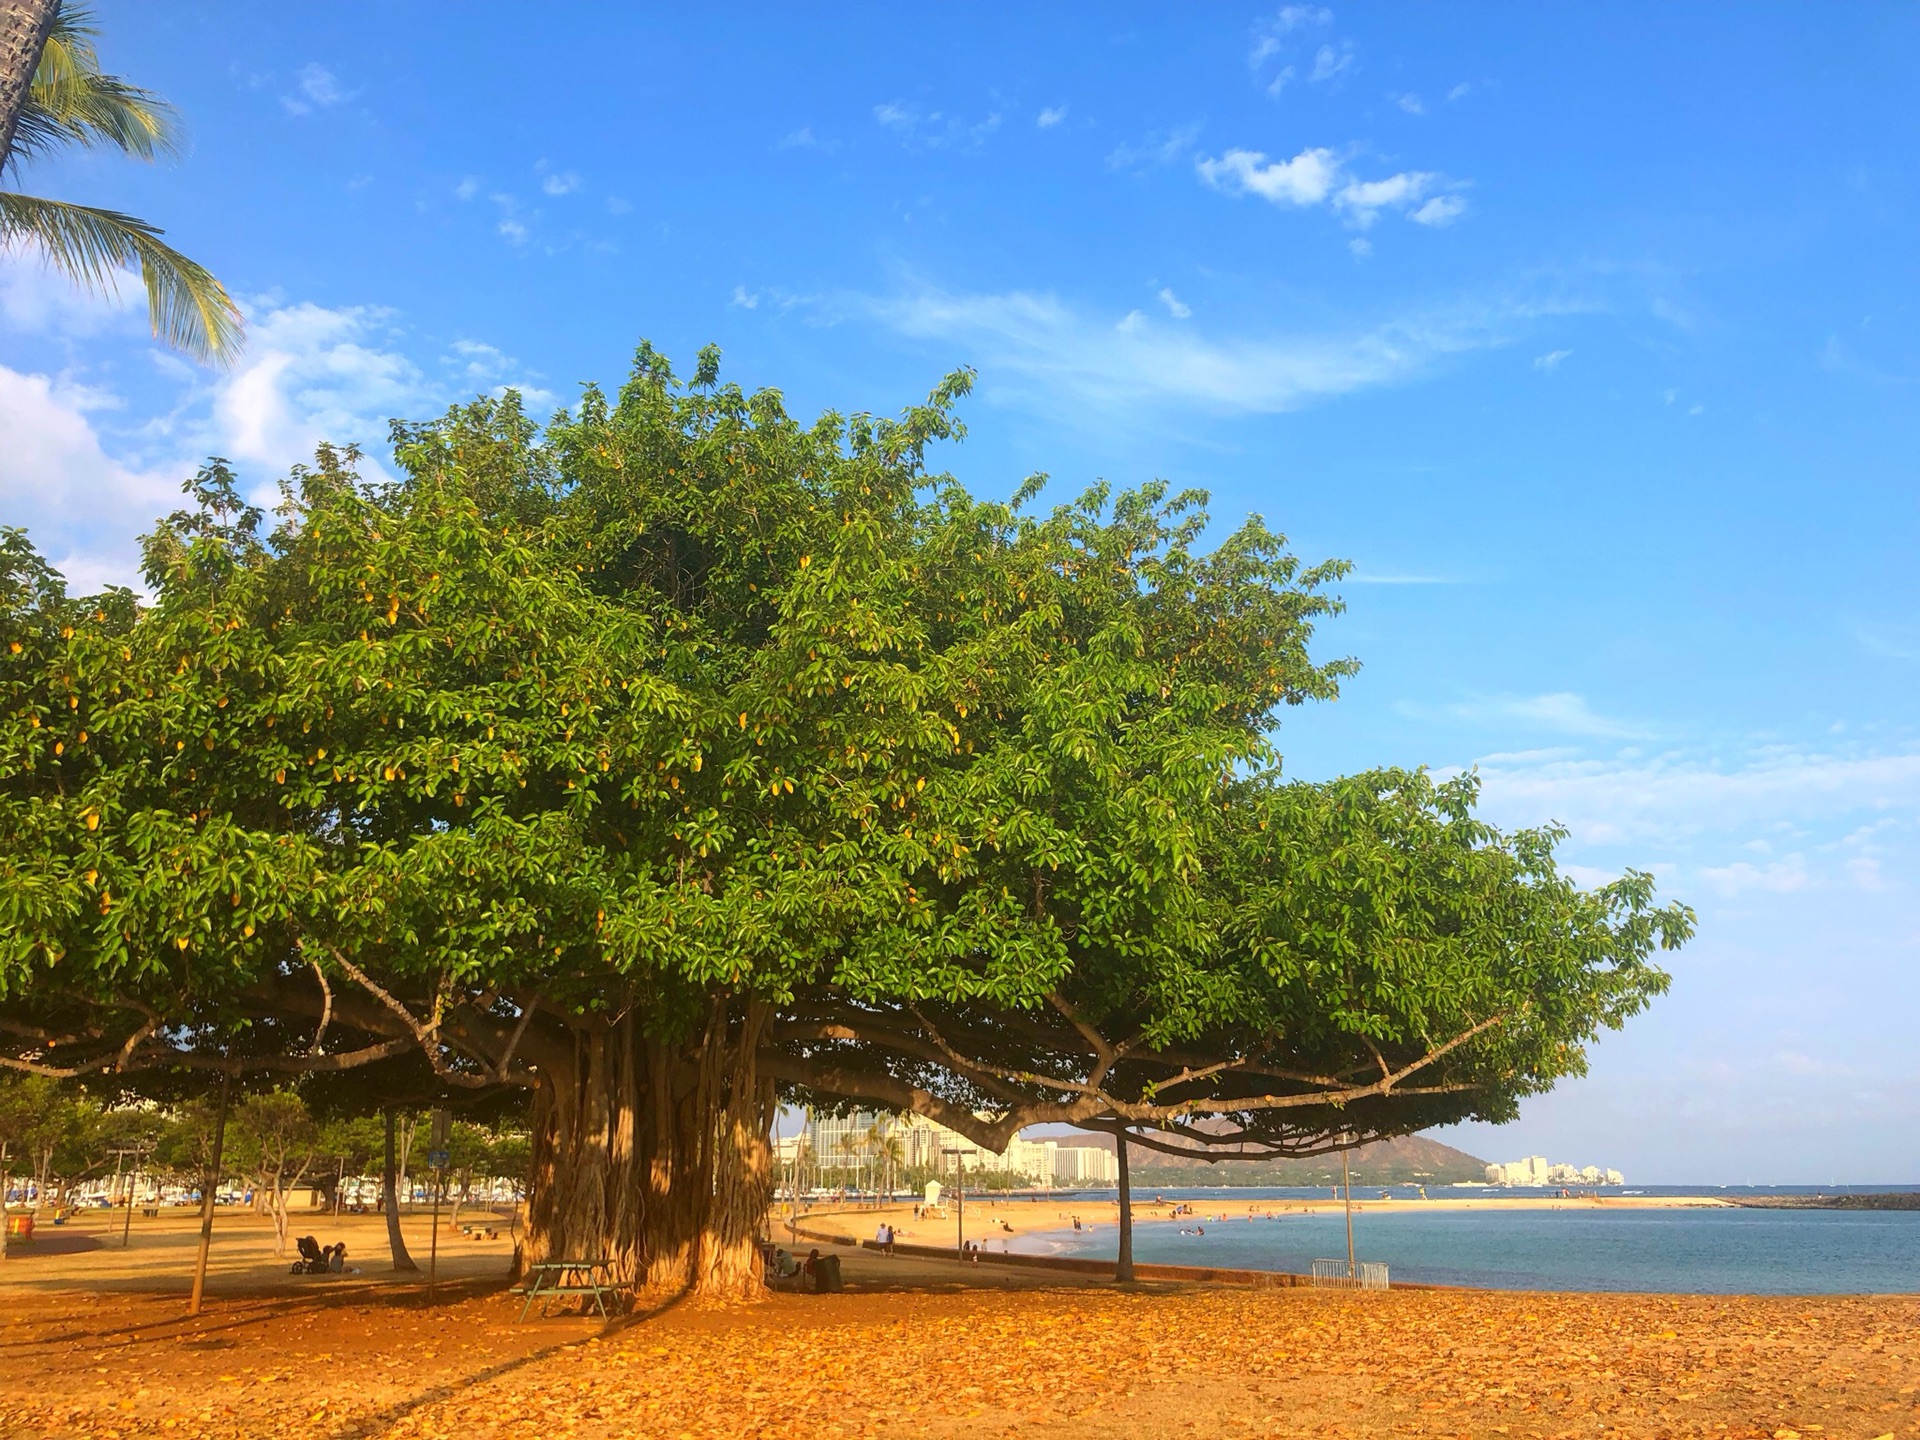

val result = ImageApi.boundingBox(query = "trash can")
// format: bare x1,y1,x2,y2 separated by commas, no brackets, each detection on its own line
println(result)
5,1212,33,1240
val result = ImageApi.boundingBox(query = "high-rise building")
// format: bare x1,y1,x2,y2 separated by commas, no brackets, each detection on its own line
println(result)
791,1110,1118,1188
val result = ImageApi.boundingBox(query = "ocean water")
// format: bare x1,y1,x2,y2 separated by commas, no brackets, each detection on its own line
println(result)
1009,1199,1920,1294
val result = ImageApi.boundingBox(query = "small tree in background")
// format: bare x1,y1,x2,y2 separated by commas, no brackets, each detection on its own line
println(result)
229,1090,317,1255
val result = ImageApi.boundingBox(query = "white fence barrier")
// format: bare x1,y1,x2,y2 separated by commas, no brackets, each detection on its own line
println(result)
1310,1258,1389,1290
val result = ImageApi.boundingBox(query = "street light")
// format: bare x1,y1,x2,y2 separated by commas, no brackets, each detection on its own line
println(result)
940,1146,972,1262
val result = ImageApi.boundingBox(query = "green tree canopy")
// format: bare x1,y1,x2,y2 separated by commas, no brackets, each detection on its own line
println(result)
0,346,1692,1296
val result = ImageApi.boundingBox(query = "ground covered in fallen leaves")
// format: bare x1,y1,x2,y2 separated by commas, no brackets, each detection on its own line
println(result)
2,1258,1916,1439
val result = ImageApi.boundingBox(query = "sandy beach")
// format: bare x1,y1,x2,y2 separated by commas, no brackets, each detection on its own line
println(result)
777,1188,1736,1254
3,1206,1916,1439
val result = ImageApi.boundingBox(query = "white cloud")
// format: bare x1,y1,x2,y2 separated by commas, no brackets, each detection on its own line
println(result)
854,278,1584,421
1465,744,1920,850
1410,194,1468,226
1348,237,1372,259
0,365,183,591
4,293,557,591
214,302,436,476
1336,170,1437,227
872,101,1001,152
1037,104,1069,129
0,254,142,339
540,171,580,197
454,177,480,201
282,63,350,117
1534,348,1573,371
1115,309,1146,334
1448,82,1473,102
1698,858,1810,897
1157,287,1192,319
731,285,760,310
1198,146,1463,230
776,126,822,150
1196,146,1340,206
1309,42,1355,83
1396,92,1425,116
1107,122,1203,172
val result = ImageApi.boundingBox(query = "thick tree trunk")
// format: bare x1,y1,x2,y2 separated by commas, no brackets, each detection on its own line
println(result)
1115,1128,1134,1283
382,1110,417,1272
0,0,59,175
523,994,775,1303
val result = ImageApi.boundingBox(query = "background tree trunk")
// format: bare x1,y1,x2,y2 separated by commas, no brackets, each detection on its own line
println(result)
0,0,58,174
382,1110,417,1272
1114,1128,1134,1283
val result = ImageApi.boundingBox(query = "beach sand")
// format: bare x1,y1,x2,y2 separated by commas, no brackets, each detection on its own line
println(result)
5,1206,1915,1438
779,1188,1735,1253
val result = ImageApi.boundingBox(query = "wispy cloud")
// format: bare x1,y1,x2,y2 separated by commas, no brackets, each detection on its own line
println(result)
849,276,1586,421
1157,287,1192,319
1395,92,1425,116
730,285,760,310
1400,691,1651,740
1534,348,1573,371
1466,743,1920,850
1196,145,1468,228
1106,121,1203,172
540,171,580,197
1037,104,1069,129
1854,620,1920,661
1249,7,1332,94
776,125,836,152
281,63,352,117
1309,41,1355,84
873,101,1002,152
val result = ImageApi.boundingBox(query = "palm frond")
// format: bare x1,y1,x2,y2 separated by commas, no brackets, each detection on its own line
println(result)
6,4,177,173
0,192,242,364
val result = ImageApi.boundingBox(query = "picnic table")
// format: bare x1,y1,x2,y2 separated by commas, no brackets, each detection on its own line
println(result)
513,1258,625,1320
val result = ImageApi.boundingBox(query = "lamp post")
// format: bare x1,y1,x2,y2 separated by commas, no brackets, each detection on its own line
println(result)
940,1147,969,1261
1342,1136,1356,1280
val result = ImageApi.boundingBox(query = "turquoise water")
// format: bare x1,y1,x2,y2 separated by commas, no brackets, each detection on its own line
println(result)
1015,1205,1920,1293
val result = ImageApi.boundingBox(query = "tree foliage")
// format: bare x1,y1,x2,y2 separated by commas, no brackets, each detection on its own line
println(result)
0,346,1692,1291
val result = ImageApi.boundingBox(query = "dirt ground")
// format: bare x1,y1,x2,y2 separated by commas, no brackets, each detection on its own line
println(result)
2,1207,1916,1440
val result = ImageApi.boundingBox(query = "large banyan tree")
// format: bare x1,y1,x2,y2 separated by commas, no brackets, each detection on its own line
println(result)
0,346,1692,1299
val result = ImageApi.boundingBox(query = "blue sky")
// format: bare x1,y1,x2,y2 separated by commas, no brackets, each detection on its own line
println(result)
3,4,1916,1183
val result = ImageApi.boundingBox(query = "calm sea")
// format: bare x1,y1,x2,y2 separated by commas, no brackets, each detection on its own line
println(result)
1003,1187,1920,1294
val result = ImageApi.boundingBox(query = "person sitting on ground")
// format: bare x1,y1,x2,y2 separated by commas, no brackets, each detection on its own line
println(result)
328,1242,347,1273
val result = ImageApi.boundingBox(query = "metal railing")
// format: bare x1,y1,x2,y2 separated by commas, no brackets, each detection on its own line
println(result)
1311,1258,1389,1290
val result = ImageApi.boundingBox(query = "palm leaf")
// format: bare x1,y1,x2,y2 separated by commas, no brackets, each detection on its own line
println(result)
6,5,178,173
0,192,242,364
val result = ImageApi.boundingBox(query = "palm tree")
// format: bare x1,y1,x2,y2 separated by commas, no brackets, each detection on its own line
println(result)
1,2,241,363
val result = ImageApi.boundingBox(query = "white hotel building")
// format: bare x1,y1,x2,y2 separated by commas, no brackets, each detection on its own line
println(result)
783,1109,1119,1188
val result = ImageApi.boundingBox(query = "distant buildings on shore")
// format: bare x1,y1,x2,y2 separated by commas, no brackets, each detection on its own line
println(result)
1485,1155,1623,1187
778,1110,1120,1188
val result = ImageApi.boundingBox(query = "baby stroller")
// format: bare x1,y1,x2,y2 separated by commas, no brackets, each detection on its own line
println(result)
291,1235,331,1274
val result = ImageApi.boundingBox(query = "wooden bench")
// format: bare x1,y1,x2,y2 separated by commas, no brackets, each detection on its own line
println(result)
511,1258,625,1320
